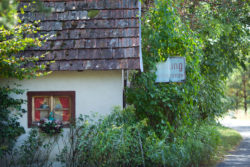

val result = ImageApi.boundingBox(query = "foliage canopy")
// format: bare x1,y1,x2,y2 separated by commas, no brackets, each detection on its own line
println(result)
127,0,249,131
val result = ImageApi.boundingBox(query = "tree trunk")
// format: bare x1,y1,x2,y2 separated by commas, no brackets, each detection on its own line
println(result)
242,73,247,115
236,91,239,111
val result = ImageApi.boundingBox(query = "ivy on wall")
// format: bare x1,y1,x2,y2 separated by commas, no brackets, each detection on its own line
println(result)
0,1,51,157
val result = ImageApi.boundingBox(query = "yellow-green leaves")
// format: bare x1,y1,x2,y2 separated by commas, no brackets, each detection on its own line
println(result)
20,8,25,15
0,21,50,80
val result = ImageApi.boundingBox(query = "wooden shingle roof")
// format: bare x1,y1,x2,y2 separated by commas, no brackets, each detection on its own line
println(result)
19,0,141,71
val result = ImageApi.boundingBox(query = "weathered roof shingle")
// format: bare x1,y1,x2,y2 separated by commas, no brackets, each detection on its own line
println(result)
19,0,140,71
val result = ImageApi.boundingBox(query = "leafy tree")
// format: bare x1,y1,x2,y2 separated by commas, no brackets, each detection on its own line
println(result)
127,0,249,133
0,0,18,28
178,0,249,118
0,22,48,158
0,0,51,28
242,70,249,113
0,22,49,79
227,64,250,113
127,0,203,133
0,0,50,157
227,71,243,111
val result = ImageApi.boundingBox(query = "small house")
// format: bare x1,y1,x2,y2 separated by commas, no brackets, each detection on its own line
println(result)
6,0,142,131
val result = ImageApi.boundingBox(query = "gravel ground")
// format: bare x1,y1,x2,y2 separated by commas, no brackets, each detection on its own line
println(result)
216,119,250,167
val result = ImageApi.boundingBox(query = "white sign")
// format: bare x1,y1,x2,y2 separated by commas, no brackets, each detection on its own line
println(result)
155,57,186,83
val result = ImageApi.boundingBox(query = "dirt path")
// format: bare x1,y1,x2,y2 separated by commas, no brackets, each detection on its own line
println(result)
216,119,250,167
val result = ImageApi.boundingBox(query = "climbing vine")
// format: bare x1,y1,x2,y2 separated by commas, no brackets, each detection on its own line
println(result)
0,0,50,157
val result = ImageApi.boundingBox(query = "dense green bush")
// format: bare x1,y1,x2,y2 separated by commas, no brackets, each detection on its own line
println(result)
0,129,57,167
57,106,221,167
57,106,145,167
127,0,203,132
127,0,248,131
186,0,249,119
144,122,221,167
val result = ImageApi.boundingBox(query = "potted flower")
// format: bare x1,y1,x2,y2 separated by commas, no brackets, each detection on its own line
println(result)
38,118,63,135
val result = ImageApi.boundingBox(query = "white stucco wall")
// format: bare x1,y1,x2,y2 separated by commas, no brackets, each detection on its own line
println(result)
1,70,123,131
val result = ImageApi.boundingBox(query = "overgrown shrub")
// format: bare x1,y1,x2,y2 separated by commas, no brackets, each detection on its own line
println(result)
128,0,248,132
0,129,57,167
57,106,146,167
57,106,221,167
127,0,203,132
144,122,221,167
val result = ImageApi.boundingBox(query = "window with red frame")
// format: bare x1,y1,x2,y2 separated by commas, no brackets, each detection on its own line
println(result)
27,91,75,127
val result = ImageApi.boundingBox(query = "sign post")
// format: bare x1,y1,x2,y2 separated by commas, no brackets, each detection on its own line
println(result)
155,57,186,83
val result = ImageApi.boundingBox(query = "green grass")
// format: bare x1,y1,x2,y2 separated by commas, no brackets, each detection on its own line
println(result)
207,126,242,167
217,126,242,151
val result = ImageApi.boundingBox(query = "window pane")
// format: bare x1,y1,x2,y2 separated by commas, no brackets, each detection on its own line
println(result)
54,97,69,109
40,110,49,120
28,91,75,127
54,97,71,121
63,110,71,122
34,97,49,121
35,97,49,109
54,111,63,121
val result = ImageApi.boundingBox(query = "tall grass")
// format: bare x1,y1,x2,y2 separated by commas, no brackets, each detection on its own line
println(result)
1,106,242,167
57,106,226,167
